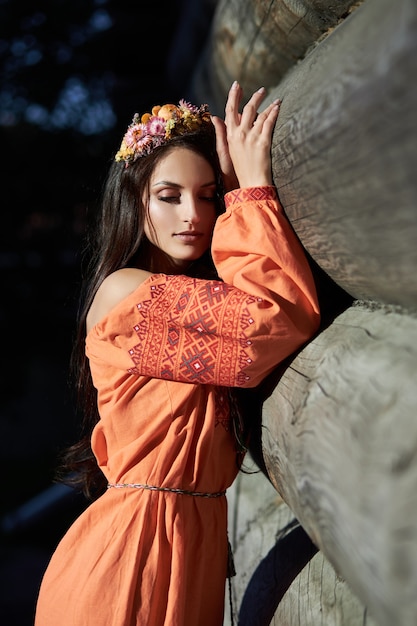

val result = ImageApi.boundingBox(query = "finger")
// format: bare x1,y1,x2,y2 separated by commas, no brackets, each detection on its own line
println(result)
258,99,281,121
240,87,268,127
253,99,281,134
224,81,242,128
211,115,237,186
211,115,228,158
211,115,231,162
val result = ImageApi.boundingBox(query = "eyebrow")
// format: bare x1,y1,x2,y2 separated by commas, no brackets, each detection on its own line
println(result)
152,180,217,189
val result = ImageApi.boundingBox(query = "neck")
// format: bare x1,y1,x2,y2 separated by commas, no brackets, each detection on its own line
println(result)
135,239,191,275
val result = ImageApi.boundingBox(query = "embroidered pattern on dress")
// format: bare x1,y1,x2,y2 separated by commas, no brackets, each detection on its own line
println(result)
225,186,277,208
127,275,257,388
214,387,230,430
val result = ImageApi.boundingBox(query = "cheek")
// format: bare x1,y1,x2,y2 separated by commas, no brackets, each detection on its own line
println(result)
144,213,160,246
143,197,161,244
143,216,152,241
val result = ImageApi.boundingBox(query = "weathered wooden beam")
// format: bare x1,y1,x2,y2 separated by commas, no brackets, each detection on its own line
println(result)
192,0,359,111
194,0,417,309
225,469,378,625
267,0,417,309
262,301,417,626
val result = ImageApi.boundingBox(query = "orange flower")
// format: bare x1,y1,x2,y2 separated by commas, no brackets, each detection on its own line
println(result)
156,104,179,121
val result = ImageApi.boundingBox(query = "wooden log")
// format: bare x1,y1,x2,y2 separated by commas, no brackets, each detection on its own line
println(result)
273,550,378,626
225,468,377,625
193,0,417,309
261,301,417,626
191,0,359,112
267,0,417,309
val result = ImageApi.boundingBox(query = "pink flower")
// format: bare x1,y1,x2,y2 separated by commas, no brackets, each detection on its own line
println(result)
124,124,145,148
147,117,166,136
179,99,199,114
135,135,154,153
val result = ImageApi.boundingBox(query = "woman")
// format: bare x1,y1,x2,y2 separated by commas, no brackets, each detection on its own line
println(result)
35,82,320,625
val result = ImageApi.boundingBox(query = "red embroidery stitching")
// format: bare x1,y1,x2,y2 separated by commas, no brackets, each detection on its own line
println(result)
214,387,230,430
127,275,256,387
225,186,277,208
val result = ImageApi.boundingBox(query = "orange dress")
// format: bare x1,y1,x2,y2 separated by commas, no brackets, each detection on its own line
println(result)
35,187,320,626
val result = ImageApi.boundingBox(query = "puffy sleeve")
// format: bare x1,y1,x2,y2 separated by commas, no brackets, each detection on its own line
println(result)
86,186,319,389
213,186,320,340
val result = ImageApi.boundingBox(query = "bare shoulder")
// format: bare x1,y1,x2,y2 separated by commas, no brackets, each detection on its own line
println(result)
86,267,152,333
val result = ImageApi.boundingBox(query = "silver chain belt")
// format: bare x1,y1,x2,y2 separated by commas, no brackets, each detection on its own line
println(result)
107,482,226,498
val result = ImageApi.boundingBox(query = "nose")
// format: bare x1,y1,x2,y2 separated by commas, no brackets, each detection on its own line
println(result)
182,196,201,224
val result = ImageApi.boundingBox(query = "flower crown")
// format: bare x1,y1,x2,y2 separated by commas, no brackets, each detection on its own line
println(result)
115,99,212,165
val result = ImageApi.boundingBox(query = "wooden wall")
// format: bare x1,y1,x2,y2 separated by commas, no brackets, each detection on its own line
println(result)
192,0,417,624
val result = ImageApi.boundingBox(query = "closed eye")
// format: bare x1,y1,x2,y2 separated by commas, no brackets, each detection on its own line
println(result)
159,196,180,204
158,195,216,204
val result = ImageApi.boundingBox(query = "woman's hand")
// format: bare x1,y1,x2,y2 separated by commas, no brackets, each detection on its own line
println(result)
212,81,281,191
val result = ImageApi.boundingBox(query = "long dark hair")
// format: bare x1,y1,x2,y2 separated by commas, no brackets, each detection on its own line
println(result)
59,126,226,498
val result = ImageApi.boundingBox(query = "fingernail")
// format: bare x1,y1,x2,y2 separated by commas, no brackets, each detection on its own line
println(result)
273,98,282,105
257,87,265,93
232,80,239,89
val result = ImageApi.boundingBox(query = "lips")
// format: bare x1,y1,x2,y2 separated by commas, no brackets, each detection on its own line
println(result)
174,231,204,242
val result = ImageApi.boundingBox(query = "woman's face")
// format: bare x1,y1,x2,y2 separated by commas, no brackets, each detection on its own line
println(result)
144,147,218,272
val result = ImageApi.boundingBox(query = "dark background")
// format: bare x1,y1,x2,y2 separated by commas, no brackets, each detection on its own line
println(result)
0,1,216,623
